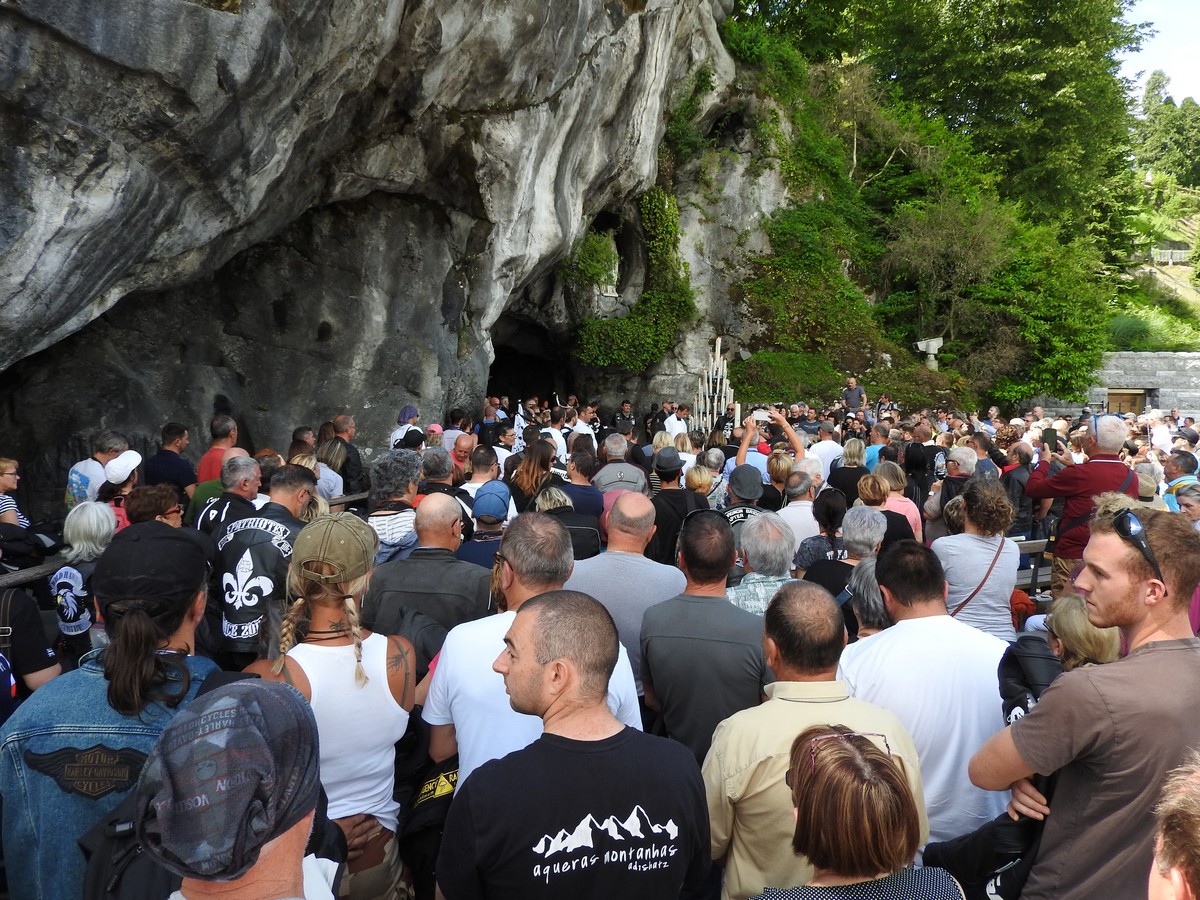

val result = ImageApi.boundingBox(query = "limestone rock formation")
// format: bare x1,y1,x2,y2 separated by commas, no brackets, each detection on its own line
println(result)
0,0,757,519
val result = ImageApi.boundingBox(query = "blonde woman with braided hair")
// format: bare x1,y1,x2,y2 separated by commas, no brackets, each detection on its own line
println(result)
248,513,415,899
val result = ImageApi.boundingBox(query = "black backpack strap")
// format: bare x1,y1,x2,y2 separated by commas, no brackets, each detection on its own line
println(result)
0,589,14,656
1118,468,1135,495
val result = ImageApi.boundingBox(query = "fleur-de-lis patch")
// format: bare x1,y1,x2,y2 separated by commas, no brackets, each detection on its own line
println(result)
223,550,274,610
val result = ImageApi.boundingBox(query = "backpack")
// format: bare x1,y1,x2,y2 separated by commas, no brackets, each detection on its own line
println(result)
476,421,500,448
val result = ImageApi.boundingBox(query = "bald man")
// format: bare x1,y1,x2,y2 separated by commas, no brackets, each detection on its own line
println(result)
363,492,493,633
564,491,686,725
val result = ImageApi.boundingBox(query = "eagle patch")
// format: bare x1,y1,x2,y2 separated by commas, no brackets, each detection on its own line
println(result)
24,745,146,798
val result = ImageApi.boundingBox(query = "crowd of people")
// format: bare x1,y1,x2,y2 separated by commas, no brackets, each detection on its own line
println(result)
2,383,1200,900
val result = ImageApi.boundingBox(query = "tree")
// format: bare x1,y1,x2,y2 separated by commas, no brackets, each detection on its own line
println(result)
729,0,852,61
1138,90,1200,186
859,0,1142,236
882,194,1014,340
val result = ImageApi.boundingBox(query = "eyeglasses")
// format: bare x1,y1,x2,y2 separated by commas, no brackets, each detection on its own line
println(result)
1112,508,1167,593
1043,615,1057,638
0,470,18,477
785,731,894,787
493,551,507,567
164,506,182,517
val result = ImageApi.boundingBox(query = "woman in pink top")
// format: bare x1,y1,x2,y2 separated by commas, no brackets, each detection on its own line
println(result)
876,461,923,543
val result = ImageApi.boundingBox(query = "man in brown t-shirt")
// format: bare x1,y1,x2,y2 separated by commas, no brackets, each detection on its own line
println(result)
969,509,1200,900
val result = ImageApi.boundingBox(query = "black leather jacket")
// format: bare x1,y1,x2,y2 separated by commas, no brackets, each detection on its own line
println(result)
211,502,304,655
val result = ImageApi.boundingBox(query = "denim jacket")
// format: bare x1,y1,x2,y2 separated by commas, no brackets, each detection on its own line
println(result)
0,649,217,900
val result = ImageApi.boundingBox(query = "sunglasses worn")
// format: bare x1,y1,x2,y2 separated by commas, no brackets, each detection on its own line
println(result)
1112,508,1167,594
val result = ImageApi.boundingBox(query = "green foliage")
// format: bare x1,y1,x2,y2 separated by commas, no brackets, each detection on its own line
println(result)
970,225,1113,403
639,186,684,286
575,187,697,371
728,0,852,61
1107,315,1153,350
738,203,883,368
558,230,619,293
729,351,843,404
720,2,1129,407
575,285,696,371
882,194,1015,340
665,67,716,162
1109,274,1200,351
1135,73,1200,187
859,0,1142,242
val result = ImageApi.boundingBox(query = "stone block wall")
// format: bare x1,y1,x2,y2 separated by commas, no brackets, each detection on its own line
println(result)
1038,352,1200,419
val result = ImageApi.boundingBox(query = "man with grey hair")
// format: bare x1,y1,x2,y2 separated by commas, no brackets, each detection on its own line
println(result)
923,446,977,543
423,513,642,790
438,592,711,898
565,491,686,725
702,448,728,508
592,432,649,495
727,512,797,616
366,447,422,563
777,467,819,554
195,454,260,538
65,430,129,508
332,414,366,496
421,445,475,539
1026,413,1138,596
364,492,492,634
803,507,887,640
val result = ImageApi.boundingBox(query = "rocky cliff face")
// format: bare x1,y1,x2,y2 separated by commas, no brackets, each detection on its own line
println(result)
0,0,780,519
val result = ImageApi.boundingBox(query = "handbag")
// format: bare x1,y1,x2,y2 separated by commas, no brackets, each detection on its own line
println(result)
951,538,1005,617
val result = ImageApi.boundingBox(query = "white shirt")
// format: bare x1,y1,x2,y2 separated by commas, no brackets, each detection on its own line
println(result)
809,439,844,482
66,458,106,506
422,610,643,789
460,479,518,522
1152,423,1173,454
664,414,690,438
778,500,819,554
389,423,416,449
837,615,1009,844
541,426,568,463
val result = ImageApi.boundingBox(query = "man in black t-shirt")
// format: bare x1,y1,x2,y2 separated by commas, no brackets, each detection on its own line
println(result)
144,421,198,505
437,591,710,900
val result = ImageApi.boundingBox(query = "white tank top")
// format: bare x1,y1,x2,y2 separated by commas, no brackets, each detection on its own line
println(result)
288,632,410,830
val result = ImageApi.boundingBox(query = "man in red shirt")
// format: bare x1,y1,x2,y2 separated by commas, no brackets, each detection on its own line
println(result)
196,415,238,484
1025,414,1137,596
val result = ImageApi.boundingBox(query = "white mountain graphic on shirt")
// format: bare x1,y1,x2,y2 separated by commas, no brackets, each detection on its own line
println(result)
532,806,679,857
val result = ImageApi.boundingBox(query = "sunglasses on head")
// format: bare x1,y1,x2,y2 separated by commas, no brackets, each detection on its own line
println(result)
785,731,893,787
1112,508,1167,594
